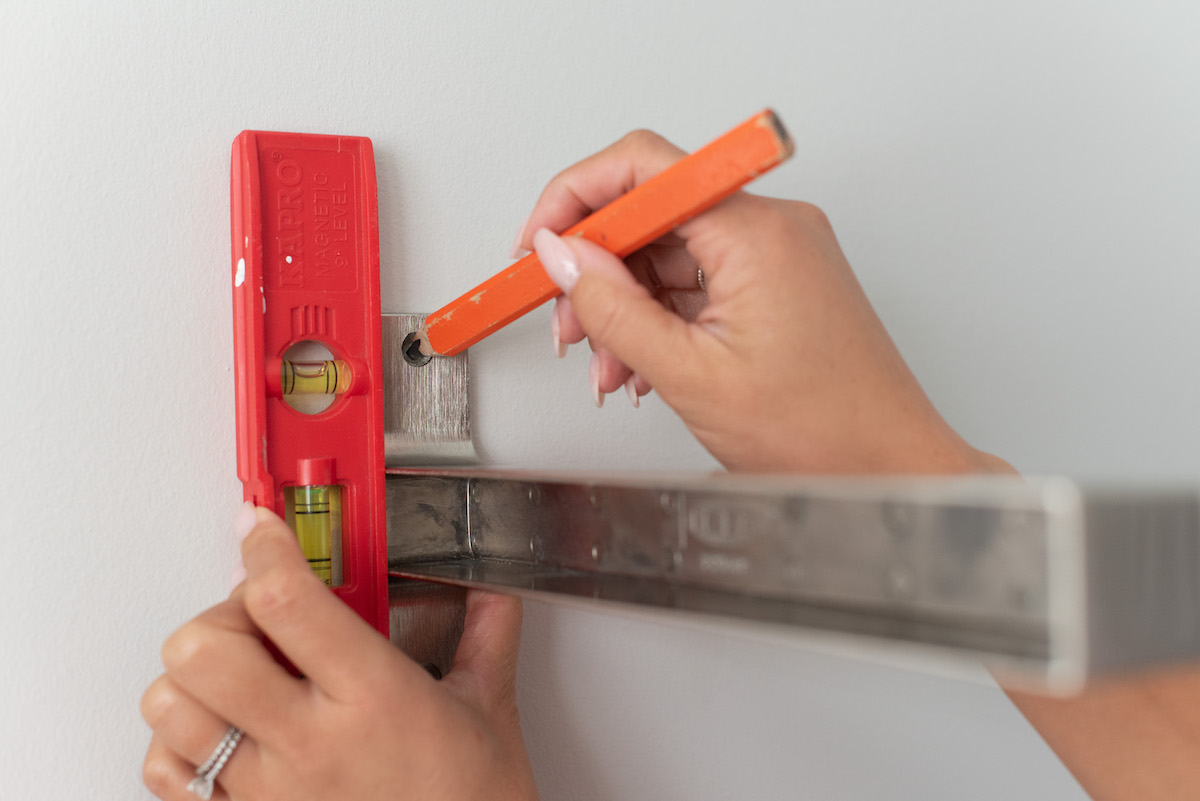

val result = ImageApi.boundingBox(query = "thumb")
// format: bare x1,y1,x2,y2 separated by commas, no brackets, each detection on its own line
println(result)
448,591,523,701
532,229,696,392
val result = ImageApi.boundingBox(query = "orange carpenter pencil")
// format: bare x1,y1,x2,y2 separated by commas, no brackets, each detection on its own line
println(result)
419,109,794,357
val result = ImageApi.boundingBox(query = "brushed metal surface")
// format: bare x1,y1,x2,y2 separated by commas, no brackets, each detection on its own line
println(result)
1082,493,1200,672
380,314,474,670
388,579,466,679
384,471,1200,689
381,313,476,466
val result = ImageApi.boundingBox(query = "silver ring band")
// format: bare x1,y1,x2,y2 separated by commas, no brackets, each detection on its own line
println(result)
186,725,243,800
697,267,706,292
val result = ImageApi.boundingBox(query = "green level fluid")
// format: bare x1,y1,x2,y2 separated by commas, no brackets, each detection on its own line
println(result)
281,360,352,395
285,484,342,585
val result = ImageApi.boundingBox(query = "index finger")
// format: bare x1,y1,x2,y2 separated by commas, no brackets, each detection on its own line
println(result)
160,584,308,743
515,124,790,295
239,508,432,702
515,129,685,252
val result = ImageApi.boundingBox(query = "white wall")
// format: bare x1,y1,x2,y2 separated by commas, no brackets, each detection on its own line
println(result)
4,1,1198,797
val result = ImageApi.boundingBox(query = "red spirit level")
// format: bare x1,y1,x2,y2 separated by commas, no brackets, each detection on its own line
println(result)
230,131,389,636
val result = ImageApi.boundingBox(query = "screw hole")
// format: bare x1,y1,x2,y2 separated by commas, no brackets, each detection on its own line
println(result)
401,332,432,367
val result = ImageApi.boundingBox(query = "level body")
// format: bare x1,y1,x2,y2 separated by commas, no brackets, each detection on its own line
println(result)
231,131,389,635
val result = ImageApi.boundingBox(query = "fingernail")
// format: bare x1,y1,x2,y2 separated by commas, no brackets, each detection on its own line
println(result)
233,501,258,542
510,213,531,260
533,228,580,293
625,375,640,408
552,300,567,358
589,353,605,408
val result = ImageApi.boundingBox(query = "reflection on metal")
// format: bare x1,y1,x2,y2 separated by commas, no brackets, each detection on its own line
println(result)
385,471,1200,690
381,314,476,465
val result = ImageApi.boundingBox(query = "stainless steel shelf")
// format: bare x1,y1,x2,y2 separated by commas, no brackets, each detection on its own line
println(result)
386,470,1200,690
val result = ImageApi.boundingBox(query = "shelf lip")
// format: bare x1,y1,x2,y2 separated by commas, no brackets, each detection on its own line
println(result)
391,556,1053,657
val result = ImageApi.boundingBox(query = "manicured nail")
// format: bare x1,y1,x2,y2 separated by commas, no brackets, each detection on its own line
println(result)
510,213,531,260
625,375,640,408
233,501,258,542
589,353,605,408
533,228,580,293
552,300,567,358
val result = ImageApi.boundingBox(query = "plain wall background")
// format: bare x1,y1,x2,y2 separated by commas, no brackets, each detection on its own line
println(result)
4,1,1198,797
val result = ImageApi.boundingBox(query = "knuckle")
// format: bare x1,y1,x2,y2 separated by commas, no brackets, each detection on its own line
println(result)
244,564,307,622
621,128,664,149
619,128,682,161
161,623,207,674
139,678,176,728
737,199,817,253
142,752,173,797
790,200,835,232
758,196,799,225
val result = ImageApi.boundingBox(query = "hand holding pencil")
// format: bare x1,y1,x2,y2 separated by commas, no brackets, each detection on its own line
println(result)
514,124,1014,475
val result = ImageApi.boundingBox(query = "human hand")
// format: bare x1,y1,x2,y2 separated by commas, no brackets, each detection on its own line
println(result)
515,129,1012,475
141,505,538,801
1007,664,1200,801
